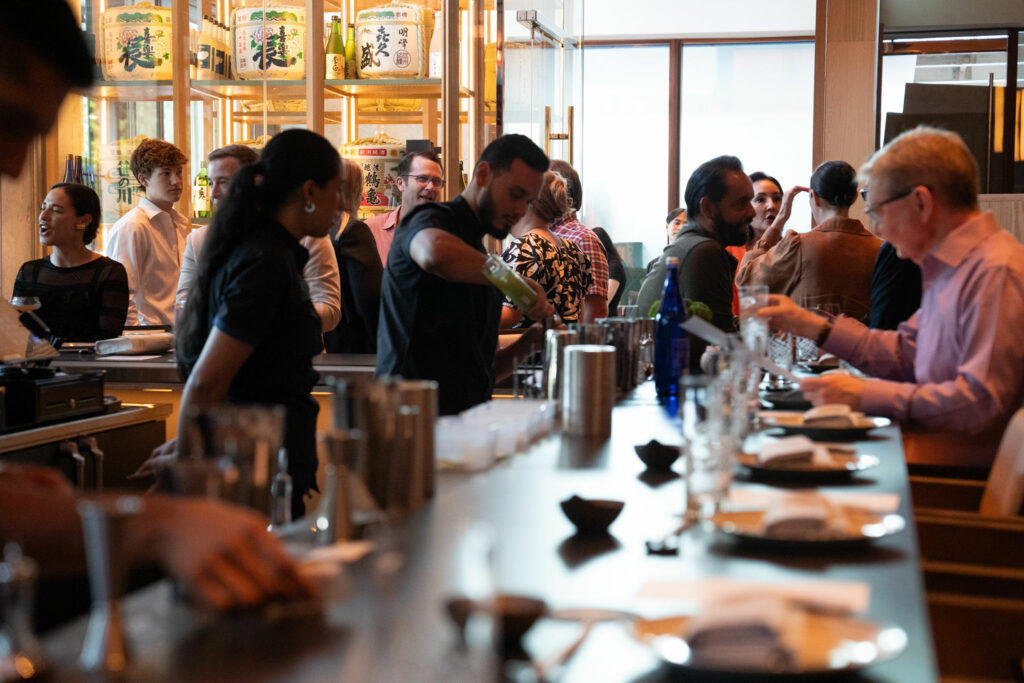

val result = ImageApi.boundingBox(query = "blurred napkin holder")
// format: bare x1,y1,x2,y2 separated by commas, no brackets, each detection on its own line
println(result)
95,333,174,356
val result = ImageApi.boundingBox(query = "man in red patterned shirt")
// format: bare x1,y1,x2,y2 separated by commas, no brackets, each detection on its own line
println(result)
549,160,609,322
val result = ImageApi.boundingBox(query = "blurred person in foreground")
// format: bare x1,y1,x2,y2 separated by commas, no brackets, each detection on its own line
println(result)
760,126,1024,470
737,160,881,321
364,150,444,266
14,183,128,341
636,155,755,369
175,144,341,334
376,134,554,415
0,0,311,610
548,160,609,322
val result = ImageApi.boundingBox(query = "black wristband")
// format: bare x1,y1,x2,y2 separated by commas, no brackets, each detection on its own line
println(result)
815,317,835,347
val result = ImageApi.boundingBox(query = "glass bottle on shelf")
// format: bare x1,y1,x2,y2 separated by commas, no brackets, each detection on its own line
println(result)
214,21,228,79
62,154,74,183
429,11,443,78
325,17,345,80
344,23,357,79
73,156,84,185
198,16,213,79
192,161,210,219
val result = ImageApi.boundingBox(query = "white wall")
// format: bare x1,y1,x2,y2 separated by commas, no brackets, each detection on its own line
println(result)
580,0,815,40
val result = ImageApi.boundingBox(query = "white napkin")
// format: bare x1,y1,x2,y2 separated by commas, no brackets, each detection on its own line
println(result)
802,404,861,428
684,595,803,671
760,492,851,540
758,436,835,467
95,333,174,355
635,577,870,613
728,487,900,513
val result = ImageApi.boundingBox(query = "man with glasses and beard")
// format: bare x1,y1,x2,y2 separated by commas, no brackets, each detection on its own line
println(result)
760,126,1024,470
376,134,555,415
636,155,756,369
365,150,445,266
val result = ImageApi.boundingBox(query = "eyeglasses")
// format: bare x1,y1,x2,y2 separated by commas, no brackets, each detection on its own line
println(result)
860,186,916,219
402,174,446,189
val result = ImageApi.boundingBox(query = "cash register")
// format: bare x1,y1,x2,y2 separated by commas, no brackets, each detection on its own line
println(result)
0,302,105,433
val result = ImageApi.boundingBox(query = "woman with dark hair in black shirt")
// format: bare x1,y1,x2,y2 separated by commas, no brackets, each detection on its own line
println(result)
13,183,128,341
592,227,627,317
140,129,343,518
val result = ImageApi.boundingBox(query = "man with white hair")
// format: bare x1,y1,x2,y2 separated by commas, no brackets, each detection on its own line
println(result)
761,126,1024,469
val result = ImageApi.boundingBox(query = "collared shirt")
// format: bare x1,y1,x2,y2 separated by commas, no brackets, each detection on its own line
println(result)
104,196,188,326
364,207,400,267
376,196,501,415
824,212,1024,468
175,226,341,333
551,212,609,299
737,216,882,321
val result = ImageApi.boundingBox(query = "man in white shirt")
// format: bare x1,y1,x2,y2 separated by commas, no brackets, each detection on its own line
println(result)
174,144,341,332
364,151,443,266
104,138,190,326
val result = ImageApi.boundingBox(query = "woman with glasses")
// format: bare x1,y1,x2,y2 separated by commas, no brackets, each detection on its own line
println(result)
736,160,882,322
500,171,593,326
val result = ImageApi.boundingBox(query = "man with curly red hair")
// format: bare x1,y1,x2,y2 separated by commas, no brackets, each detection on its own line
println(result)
105,137,190,326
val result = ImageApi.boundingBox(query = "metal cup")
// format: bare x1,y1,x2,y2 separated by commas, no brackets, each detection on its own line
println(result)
77,496,144,673
561,344,616,437
543,329,579,401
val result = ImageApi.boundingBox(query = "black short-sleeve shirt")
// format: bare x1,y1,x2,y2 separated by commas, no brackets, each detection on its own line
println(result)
202,223,323,497
376,196,501,415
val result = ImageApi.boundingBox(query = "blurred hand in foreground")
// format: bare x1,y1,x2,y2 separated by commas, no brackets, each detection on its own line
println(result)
137,496,316,610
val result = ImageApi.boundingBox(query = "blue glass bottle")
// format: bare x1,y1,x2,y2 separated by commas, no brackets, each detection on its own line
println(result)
654,257,688,401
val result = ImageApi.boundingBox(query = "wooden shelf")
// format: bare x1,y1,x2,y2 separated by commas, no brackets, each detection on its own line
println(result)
80,78,471,101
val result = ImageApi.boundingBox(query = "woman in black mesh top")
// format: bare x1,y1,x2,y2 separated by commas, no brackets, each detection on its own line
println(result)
13,183,128,341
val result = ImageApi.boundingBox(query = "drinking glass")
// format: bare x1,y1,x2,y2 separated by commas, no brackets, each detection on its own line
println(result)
738,285,769,353
685,421,734,521
796,300,840,364
8,297,40,313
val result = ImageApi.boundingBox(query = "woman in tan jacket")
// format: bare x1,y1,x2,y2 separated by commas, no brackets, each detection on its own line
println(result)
736,160,882,322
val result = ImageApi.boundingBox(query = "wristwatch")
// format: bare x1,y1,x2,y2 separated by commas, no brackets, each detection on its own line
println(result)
815,317,835,347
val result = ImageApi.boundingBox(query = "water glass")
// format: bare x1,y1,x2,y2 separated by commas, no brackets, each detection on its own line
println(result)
738,285,769,353
685,422,734,521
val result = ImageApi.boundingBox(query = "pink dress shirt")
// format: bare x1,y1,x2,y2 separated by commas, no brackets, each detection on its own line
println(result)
364,208,400,267
822,212,1024,468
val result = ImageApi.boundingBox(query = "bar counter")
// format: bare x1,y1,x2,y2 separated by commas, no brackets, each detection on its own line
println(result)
41,386,938,681
52,352,377,390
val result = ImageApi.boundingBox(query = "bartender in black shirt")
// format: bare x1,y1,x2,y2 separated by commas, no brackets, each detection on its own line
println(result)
377,134,555,415
141,130,343,517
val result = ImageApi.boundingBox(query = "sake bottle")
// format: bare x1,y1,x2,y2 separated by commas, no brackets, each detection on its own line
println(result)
343,23,357,79
325,17,345,80
192,161,210,219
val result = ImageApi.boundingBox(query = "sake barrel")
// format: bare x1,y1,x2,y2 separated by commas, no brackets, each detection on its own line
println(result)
355,2,434,79
340,133,405,214
100,2,173,81
232,3,306,80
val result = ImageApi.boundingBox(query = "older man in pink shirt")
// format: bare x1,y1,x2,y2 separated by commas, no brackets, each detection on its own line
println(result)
364,151,443,266
760,126,1024,469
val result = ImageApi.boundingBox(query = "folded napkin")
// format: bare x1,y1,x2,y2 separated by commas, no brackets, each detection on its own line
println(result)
95,333,173,356
685,595,802,671
761,492,852,540
758,436,835,467
635,577,870,614
728,487,900,513
802,404,861,428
